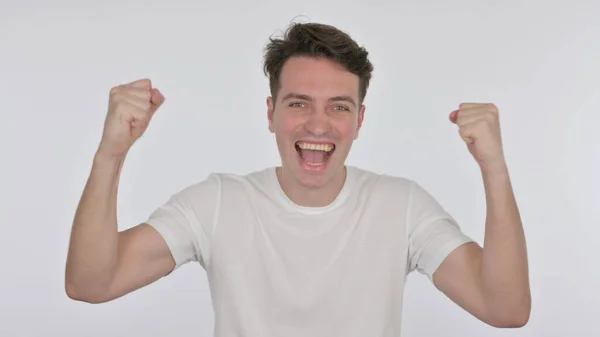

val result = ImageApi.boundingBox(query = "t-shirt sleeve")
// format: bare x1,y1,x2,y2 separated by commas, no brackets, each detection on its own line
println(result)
145,174,221,271
406,181,474,281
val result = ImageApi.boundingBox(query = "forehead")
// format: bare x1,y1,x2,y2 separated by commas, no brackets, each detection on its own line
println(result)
278,56,359,100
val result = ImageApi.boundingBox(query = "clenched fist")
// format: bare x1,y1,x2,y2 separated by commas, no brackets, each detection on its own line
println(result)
450,103,507,174
97,79,165,159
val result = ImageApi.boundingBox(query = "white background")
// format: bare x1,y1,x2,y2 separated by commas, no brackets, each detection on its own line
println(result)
1,1,599,336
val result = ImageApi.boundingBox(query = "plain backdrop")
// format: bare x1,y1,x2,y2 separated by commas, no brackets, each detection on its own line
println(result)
1,1,599,336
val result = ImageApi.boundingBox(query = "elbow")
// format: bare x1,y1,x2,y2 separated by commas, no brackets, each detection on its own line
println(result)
508,295,532,328
487,302,531,328
512,304,531,328
65,278,111,304
482,286,531,328
512,314,530,328
494,311,530,328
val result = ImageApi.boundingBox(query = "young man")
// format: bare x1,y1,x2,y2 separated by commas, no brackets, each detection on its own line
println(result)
65,22,531,336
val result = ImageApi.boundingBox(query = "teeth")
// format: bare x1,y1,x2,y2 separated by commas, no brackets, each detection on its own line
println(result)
297,142,334,152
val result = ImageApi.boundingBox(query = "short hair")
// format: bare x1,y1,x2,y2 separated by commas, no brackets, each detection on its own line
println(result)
263,22,374,105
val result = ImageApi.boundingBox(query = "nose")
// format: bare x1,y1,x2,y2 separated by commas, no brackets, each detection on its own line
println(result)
304,108,332,136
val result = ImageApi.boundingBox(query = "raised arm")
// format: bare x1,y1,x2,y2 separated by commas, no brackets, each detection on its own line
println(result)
433,103,530,327
65,79,173,303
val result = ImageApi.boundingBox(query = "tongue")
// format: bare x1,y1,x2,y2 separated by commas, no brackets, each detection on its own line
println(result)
300,149,327,164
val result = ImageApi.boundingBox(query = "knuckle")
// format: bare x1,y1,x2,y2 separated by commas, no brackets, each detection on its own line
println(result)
485,111,497,123
142,90,152,100
487,103,499,113
109,86,121,96
111,92,127,104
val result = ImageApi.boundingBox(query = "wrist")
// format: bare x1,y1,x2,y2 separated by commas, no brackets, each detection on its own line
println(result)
480,158,509,177
481,162,512,188
93,149,126,168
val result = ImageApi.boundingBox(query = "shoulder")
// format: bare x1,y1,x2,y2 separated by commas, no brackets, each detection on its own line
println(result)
181,167,275,199
351,167,443,203
348,166,416,196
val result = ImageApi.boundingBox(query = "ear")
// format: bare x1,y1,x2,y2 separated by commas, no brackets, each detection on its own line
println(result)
267,96,275,133
354,104,366,140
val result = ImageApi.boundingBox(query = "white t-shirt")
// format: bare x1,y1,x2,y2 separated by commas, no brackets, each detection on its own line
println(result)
146,166,473,337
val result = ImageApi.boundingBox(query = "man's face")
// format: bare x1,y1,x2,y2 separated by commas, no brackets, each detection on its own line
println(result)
267,56,365,191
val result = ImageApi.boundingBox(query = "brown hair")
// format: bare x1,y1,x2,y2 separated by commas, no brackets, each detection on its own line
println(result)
263,22,374,106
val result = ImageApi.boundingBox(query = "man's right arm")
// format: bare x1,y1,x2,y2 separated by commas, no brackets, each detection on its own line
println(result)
65,153,175,304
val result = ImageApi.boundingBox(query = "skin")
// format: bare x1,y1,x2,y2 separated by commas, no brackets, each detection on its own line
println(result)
65,79,176,303
267,56,365,207
433,103,531,327
66,56,530,329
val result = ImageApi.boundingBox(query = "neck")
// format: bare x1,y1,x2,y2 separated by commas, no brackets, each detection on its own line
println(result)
276,166,347,207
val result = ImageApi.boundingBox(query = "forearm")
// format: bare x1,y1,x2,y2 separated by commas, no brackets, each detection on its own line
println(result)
65,152,125,297
480,163,531,322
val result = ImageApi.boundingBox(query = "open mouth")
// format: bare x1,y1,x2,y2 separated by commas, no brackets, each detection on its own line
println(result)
295,141,336,167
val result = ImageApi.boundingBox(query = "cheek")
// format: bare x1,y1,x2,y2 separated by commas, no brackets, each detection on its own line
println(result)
335,119,359,141
275,114,302,138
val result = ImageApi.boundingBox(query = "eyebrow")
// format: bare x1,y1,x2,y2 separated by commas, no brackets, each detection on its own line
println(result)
281,92,357,107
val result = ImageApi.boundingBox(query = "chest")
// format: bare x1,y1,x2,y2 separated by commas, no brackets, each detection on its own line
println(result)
206,204,409,334
208,192,410,285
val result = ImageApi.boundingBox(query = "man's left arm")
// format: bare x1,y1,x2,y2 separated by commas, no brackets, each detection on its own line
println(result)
433,103,531,328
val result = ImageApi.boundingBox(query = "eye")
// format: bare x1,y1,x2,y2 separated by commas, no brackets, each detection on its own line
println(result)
333,105,350,111
289,102,306,108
